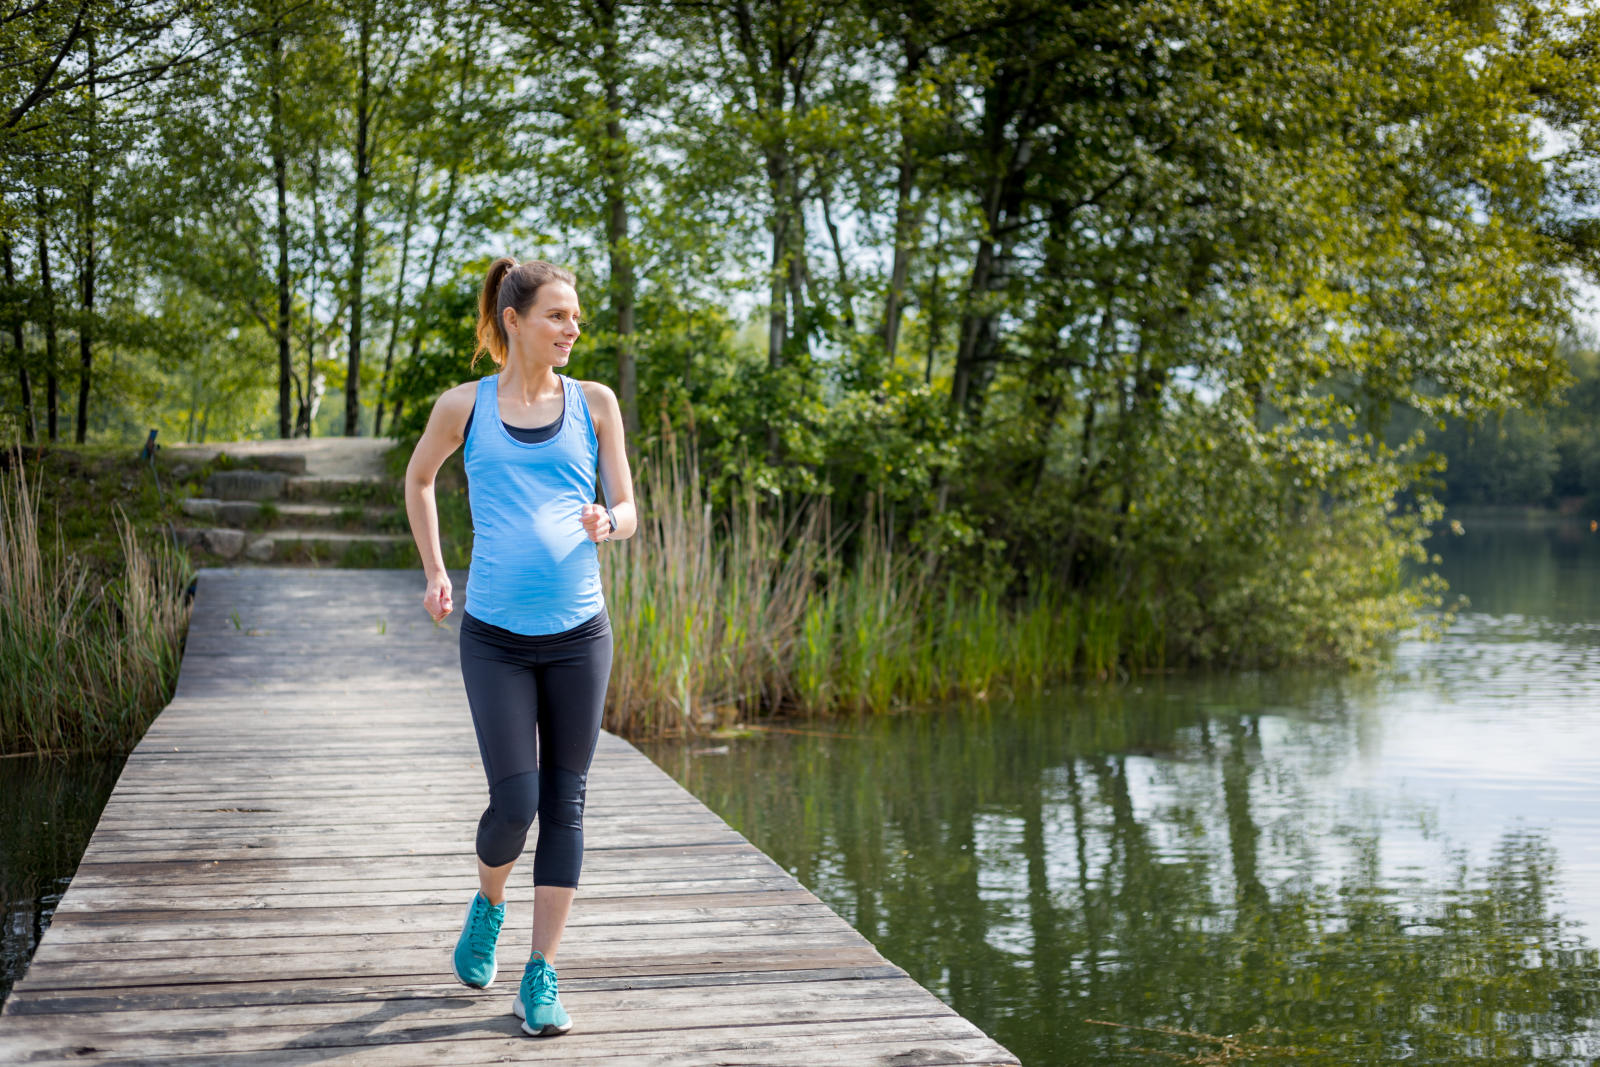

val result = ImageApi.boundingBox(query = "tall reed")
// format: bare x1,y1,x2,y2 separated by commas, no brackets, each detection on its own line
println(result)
0,447,193,755
600,440,1168,737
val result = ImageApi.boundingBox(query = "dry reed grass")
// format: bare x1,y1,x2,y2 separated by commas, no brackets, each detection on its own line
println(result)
0,445,193,755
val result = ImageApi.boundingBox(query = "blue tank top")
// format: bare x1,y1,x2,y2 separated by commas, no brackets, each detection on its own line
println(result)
462,372,604,635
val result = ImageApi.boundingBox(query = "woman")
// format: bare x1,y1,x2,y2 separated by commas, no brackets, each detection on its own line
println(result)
403,258,636,1037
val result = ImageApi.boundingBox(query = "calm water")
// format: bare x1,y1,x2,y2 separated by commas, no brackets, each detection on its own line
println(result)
0,754,122,1008
644,514,1600,1066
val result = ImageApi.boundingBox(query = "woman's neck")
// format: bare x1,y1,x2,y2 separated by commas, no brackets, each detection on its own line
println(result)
497,356,560,406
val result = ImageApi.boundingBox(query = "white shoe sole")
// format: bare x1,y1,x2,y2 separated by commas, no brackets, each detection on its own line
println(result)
511,993,572,1036
450,896,496,989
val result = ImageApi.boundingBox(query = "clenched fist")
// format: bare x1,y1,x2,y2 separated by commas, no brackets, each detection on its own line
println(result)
580,503,613,543
423,573,453,622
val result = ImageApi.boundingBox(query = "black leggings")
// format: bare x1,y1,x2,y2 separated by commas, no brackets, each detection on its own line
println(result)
458,607,612,887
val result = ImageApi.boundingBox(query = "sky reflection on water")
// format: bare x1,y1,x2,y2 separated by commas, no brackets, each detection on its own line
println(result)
644,515,1600,1065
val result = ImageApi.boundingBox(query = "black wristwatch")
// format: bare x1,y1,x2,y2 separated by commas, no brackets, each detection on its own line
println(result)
604,506,617,542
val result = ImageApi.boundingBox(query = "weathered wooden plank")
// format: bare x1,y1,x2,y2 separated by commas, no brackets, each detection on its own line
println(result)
30,911,838,964
15,940,892,991
0,975,935,1040
0,568,1019,1066
55,879,813,913
64,846,770,887
2,1014,1002,1067
2,963,911,1014
86,801,717,826
29,916,851,959
68,838,727,861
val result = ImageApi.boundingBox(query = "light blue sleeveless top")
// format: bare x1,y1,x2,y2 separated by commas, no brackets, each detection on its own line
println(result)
462,372,604,635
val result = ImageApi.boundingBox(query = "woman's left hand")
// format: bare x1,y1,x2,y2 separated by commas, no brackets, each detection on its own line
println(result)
580,503,612,543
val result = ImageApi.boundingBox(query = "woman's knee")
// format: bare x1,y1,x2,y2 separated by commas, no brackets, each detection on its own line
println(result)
476,770,540,867
489,770,540,827
538,766,588,830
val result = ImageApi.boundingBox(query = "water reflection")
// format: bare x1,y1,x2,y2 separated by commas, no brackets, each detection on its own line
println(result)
645,516,1600,1066
0,755,123,1007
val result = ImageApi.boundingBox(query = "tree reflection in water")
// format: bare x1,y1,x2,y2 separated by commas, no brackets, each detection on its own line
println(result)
0,755,123,1008
647,684,1600,1066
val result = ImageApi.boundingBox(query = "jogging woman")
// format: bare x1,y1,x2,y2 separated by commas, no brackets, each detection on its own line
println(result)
403,258,636,1037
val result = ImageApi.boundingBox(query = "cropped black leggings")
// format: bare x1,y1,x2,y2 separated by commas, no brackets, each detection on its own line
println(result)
458,607,612,887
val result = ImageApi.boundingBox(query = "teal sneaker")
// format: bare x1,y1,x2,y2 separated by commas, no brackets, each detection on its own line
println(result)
512,950,572,1036
450,891,505,988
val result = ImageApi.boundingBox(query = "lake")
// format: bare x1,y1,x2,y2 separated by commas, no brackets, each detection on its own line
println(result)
3,515,1597,1064
642,514,1600,1065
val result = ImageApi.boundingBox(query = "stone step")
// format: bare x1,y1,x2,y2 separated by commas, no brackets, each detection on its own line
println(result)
175,528,413,565
203,471,397,505
178,498,400,532
165,447,309,474
284,474,398,504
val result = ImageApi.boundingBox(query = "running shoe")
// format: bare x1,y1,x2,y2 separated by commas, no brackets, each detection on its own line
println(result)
451,891,505,988
512,950,572,1036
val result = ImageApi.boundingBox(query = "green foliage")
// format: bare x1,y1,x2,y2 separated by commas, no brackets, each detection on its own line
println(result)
386,273,481,442
604,441,1174,738
6,0,1600,680
1425,334,1600,509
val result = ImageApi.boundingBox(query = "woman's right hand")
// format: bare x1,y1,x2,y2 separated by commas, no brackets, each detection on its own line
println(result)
424,573,453,622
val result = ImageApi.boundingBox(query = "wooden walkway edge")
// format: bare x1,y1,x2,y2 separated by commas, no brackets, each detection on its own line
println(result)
0,568,1019,1066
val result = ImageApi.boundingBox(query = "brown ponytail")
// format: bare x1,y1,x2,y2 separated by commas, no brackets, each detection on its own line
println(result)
471,257,578,371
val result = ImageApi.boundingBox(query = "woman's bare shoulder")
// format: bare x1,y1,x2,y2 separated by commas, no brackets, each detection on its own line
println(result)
428,380,479,439
578,379,619,409
440,379,478,406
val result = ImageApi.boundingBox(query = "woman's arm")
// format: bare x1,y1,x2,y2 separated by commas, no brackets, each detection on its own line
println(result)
405,383,473,620
581,381,637,542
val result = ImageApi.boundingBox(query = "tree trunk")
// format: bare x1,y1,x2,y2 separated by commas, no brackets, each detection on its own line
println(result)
817,177,854,333
396,8,478,434
725,0,828,465
881,36,925,360
924,211,943,385
761,145,794,465
786,189,807,349
271,14,293,438
73,30,94,445
375,155,421,437
593,0,638,446
3,239,33,441
298,145,326,438
34,189,58,443
765,153,791,373
344,4,373,437
949,71,1031,420
398,155,458,428
949,229,995,417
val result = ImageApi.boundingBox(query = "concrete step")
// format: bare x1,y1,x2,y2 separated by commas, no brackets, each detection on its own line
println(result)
179,498,401,532
175,528,413,565
203,471,397,505
164,437,395,478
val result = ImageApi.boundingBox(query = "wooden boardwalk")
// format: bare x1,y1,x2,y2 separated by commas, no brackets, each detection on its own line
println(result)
0,569,1018,1066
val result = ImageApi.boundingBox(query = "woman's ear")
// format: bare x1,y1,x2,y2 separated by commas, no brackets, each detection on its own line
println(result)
501,305,518,338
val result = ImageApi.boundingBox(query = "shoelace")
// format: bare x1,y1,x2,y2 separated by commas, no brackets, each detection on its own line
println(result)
522,958,560,1006
467,898,503,959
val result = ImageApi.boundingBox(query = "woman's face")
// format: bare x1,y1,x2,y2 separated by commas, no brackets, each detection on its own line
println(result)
506,281,581,367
